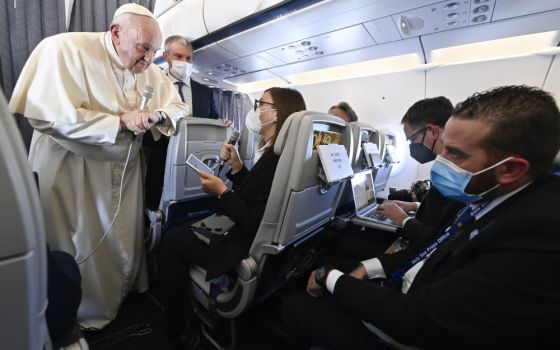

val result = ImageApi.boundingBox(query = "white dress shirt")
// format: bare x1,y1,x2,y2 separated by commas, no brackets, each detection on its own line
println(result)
166,71,193,114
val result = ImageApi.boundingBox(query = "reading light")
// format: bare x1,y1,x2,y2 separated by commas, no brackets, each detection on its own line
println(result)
472,14,487,23
473,5,489,14
444,2,459,10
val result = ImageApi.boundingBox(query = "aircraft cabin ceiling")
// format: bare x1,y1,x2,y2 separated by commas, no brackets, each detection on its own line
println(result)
155,0,560,91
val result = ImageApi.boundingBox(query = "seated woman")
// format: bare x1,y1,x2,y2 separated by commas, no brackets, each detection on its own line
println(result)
158,87,306,349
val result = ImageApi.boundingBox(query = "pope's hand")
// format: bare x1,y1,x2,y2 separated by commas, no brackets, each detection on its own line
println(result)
120,110,160,135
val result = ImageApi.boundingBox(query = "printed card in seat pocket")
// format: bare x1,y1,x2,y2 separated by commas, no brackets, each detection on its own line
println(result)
190,214,235,243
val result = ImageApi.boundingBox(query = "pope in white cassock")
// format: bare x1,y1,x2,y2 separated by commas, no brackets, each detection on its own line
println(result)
9,4,188,328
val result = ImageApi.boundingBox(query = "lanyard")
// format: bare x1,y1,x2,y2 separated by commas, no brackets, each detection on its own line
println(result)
391,201,490,281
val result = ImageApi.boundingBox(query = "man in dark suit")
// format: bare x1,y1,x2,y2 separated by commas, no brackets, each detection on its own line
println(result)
283,85,560,350
378,96,463,242
143,35,194,209
321,97,462,266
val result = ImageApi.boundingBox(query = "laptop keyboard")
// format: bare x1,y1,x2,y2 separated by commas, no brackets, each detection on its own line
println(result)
365,210,387,221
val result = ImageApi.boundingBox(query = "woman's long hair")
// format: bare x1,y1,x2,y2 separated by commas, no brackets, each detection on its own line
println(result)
264,87,306,149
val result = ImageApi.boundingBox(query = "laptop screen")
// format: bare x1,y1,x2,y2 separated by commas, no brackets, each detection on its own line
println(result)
351,170,377,212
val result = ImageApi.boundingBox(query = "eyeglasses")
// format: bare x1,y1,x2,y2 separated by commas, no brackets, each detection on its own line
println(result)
136,43,158,57
406,128,426,143
254,99,275,111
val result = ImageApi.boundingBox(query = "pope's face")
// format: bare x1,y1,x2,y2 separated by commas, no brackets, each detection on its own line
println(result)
112,17,162,74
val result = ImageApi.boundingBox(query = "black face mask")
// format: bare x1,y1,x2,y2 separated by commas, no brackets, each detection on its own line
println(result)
409,143,436,163
408,128,436,164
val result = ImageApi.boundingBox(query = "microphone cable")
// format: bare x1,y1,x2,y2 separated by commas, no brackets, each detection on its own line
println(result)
76,137,133,264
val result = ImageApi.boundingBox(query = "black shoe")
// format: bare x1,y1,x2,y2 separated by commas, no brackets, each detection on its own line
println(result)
172,330,201,350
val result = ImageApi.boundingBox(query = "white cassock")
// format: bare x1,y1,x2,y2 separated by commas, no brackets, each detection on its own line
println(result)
9,31,189,329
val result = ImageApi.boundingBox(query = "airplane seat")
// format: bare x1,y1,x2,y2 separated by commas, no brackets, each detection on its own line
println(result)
335,122,382,217
362,321,420,350
144,117,232,253
0,91,50,349
237,127,258,170
375,128,399,195
553,149,560,176
347,122,382,171
188,112,353,335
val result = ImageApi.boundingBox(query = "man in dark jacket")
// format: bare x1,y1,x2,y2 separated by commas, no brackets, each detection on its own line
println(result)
284,85,560,350
320,96,462,266
378,96,463,242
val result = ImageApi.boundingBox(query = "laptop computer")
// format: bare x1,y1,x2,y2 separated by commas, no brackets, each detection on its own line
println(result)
350,169,401,229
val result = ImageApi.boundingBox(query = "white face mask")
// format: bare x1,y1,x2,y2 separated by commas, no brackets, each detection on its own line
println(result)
245,108,276,135
170,60,193,82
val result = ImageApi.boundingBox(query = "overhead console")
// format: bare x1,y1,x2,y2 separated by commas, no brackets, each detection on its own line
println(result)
156,0,560,90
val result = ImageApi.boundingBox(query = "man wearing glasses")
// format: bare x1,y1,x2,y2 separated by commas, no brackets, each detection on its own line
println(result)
316,97,464,286
9,3,188,329
376,96,463,243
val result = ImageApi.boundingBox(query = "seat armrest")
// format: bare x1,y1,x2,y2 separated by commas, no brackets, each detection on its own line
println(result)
236,257,257,281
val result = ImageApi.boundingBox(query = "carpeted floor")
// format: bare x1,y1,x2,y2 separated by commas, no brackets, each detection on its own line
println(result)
82,289,306,350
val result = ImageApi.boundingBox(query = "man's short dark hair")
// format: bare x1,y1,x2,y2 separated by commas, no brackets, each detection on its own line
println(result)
453,85,560,178
401,96,454,128
329,101,358,122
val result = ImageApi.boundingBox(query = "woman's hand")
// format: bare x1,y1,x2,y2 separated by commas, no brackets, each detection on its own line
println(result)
220,140,243,174
198,172,228,196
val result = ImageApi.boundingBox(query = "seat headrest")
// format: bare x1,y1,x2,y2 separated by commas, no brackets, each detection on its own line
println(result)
238,127,257,160
347,121,380,170
348,122,377,140
274,111,347,155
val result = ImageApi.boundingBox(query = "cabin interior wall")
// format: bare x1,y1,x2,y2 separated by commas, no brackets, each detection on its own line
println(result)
543,57,560,101
289,70,425,193
418,54,554,179
248,54,558,194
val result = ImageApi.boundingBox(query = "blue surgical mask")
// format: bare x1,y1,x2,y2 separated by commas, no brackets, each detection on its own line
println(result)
430,155,513,203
